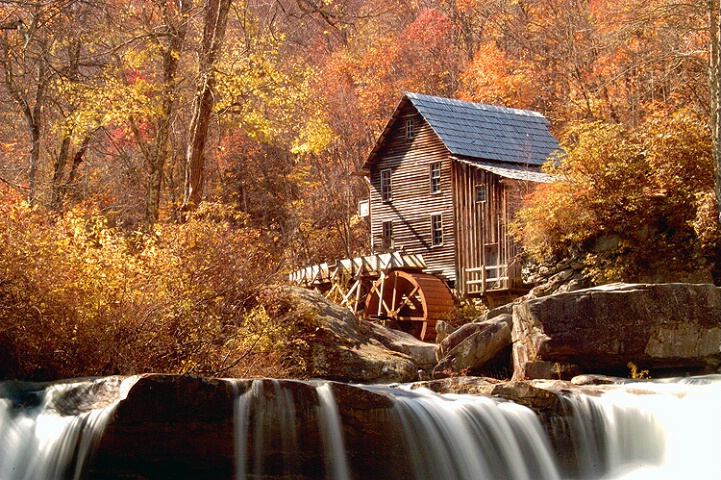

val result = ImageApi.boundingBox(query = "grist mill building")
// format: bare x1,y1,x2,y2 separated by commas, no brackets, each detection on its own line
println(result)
358,92,560,302
291,93,560,340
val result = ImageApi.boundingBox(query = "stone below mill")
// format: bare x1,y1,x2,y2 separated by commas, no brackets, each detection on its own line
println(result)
512,283,721,379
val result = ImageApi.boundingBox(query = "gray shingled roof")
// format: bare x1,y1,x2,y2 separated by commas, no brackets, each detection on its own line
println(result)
452,157,555,183
406,92,560,166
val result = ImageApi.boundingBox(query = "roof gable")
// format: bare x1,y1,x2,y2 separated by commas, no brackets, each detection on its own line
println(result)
362,93,560,171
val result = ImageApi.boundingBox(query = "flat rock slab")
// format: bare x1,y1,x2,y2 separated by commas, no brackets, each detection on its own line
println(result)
512,283,721,379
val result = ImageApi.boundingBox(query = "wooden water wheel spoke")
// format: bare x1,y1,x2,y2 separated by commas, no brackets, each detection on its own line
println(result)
390,285,420,318
365,270,454,342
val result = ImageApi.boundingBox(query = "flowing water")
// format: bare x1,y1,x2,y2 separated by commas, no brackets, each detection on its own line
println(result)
559,375,721,479
234,379,305,480
314,382,351,480
0,375,719,479
233,379,351,480
0,376,138,480
385,387,562,480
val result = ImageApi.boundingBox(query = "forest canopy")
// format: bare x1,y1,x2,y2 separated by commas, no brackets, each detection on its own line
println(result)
0,0,719,379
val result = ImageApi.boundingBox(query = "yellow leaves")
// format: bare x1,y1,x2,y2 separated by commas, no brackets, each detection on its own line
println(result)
516,112,719,283
292,115,333,155
215,28,314,147
0,198,290,378
459,43,539,108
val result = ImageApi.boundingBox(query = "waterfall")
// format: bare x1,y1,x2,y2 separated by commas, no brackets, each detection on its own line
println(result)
386,387,561,480
0,376,138,480
1,374,718,479
234,379,302,480
559,375,721,479
233,379,350,480
314,382,351,480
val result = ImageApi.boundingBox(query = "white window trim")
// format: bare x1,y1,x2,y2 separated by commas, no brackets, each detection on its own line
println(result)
430,162,441,194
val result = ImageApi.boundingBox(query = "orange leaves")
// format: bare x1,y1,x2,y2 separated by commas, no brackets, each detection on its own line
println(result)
402,8,453,54
644,108,714,197
324,6,461,122
0,198,291,380
458,43,539,108
515,112,720,283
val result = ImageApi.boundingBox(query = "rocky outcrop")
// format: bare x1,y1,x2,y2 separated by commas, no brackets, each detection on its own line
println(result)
512,283,721,379
289,288,436,383
432,305,513,378
524,257,591,298
293,281,720,382
84,374,593,480
93,374,409,480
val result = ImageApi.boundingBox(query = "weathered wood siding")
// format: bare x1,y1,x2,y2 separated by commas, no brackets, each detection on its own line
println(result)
369,106,456,282
453,162,531,296
502,179,536,290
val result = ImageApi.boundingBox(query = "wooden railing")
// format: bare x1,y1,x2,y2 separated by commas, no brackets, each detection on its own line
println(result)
289,252,426,287
464,264,509,294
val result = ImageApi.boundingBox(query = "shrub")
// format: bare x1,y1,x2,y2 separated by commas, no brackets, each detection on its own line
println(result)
0,200,311,380
513,110,720,284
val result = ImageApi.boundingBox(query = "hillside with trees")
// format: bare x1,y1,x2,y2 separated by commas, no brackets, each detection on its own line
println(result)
0,0,719,380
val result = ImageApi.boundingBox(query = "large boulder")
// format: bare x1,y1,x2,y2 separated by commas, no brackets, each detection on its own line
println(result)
432,305,514,378
512,283,721,379
288,287,437,383
94,374,409,480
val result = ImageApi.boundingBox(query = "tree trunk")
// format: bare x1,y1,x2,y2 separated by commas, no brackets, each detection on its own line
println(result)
50,134,72,210
182,0,232,213
27,104,41,206
145,0,193,223
0,14,47,206
712,0,721,227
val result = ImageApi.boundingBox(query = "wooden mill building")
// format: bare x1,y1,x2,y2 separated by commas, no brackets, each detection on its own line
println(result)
358,92,560,302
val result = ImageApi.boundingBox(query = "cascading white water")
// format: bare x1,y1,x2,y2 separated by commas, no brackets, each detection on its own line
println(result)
231,377,720,480
1,374,718,479
560,375,721,480
234,379,351,480
0,376,138,480
382,387,562,480
234,379,303,480
314,382,352,480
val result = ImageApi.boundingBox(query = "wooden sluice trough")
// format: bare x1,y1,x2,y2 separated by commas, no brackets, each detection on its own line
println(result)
289,252,455,342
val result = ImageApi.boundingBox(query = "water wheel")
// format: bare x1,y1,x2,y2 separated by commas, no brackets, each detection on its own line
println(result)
365,270,454,342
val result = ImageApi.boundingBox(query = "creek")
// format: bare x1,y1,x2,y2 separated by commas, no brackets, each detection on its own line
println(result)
0,374,718,479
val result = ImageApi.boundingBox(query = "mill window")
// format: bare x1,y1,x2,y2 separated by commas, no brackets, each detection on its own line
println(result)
382,221,394,249
431,214,443,246
475,185,487,203
405,118,415,140
380,169,392,201
430,162,441,194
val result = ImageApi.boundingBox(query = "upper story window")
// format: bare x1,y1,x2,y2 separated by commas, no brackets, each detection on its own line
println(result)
431,214,443,246
405,118,415,140
380,168,392,201
382,221,394,249
475,185,487,203
430,162,441,194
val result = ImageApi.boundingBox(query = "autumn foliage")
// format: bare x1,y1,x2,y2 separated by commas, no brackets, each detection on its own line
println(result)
0,200,318,380
0,0,719,380
514,110,721,284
